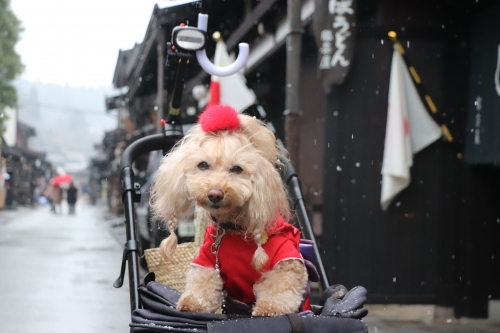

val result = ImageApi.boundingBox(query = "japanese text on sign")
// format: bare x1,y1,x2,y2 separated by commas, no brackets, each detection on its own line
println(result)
319,0,354,70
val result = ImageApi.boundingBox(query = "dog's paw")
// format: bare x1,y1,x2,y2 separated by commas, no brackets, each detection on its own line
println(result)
252,299,289,317
177,293,222,313
177,294,207,312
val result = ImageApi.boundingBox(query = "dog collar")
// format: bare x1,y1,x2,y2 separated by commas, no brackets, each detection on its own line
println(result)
210,216,269,245
210,216,242,231
220,222,242,231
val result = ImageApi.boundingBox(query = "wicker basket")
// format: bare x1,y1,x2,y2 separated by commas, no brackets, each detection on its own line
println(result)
144,206,210,292
144,242,199,292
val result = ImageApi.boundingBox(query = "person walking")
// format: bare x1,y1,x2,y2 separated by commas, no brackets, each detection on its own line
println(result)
67,183,78,215
43,185,55,213
51,185,63,215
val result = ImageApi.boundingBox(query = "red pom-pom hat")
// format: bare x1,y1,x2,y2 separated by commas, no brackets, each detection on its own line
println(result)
199,105,241,132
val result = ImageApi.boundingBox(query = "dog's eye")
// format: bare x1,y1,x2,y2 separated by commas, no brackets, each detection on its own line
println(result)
198,162,210,170
229,165,243,174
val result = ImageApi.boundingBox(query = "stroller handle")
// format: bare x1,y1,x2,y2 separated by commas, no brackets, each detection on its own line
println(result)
120,134,167,170
116,134,176,313
277,139,330,290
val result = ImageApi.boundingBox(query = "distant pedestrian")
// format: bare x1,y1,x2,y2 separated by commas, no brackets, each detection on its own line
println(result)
67,183,78,215
51,185,63,214
43,185,55,213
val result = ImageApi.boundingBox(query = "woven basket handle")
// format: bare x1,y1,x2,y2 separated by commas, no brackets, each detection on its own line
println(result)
193,205,211,246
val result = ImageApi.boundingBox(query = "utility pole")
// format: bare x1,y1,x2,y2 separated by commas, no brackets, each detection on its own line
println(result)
284,0,303,163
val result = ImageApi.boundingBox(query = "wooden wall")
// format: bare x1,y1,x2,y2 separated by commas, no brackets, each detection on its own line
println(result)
316,1,500,318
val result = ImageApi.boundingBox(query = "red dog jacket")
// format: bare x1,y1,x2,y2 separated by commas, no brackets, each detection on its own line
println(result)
191,216,304,305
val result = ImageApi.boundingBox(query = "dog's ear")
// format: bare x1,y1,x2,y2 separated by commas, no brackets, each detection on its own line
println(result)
150,144,194,260
247,154,291,232
238,115,281,164
247,155,290,271
150,148,193,222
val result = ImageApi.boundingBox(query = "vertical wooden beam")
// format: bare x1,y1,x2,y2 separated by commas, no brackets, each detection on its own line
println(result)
156,26,166,134
284,0,303,163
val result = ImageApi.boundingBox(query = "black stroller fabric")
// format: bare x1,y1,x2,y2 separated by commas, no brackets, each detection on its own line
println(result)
130,273,368,333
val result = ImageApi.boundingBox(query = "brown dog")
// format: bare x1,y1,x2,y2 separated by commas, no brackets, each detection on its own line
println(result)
150,105,308,316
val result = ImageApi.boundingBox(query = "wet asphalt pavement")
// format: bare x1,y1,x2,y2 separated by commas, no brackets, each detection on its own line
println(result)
0,202,131,333
1,203,500,333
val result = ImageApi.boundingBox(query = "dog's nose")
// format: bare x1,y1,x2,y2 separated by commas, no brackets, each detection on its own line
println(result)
208,189,224,203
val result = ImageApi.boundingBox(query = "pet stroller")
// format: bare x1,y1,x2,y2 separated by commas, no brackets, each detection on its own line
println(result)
113,13,369,333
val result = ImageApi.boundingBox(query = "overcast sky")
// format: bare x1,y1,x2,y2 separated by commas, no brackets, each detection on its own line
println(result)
11,0,173,88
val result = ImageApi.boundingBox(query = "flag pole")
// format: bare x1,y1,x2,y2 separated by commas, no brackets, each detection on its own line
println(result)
213,31,221,43
206,31,222,109
387,31,458,151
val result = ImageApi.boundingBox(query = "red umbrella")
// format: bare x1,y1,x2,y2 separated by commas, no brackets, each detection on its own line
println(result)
52,174,72,186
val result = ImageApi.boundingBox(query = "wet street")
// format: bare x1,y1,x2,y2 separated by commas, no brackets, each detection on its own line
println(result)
1,204,500,333
0,203,131,333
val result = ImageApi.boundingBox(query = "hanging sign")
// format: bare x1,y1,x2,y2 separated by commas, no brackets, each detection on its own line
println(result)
313,0,357,93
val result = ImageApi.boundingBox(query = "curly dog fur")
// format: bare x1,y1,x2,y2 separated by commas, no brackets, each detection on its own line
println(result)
150,107,308,316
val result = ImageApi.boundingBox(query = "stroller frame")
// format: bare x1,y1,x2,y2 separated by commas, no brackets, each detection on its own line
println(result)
114,122,331,313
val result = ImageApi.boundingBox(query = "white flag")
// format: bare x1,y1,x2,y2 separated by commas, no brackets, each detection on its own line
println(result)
380,48,442,211
207,40,256,112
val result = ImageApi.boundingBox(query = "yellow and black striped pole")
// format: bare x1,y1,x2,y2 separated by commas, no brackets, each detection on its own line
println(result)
388,31,458,156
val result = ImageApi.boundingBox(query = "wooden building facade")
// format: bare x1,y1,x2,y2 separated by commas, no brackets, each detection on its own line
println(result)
1,120,53,207
110,0,500,318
